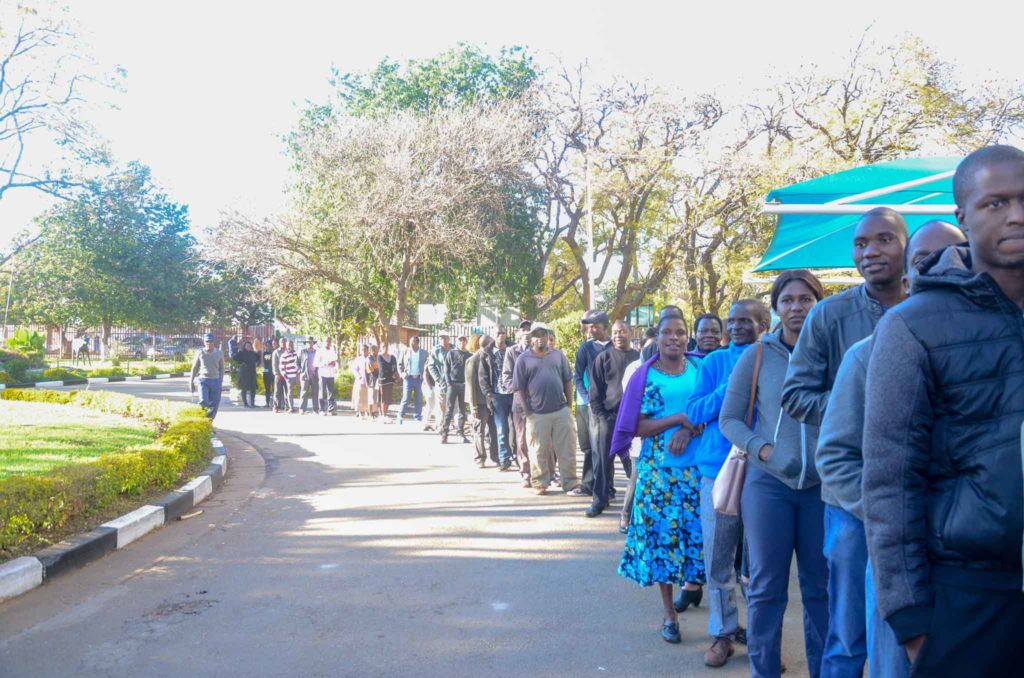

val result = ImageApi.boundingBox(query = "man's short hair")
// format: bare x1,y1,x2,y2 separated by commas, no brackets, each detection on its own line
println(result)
735,298,771,326
953,145,1024,208
644,326,658,340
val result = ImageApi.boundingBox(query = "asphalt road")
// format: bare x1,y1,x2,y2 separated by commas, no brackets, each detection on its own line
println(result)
0,379,810,677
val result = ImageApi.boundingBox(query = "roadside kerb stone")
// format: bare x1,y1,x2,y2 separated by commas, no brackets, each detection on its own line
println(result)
0,557,44,602
102,505,165,548
33,527,118,580
179,475,213,505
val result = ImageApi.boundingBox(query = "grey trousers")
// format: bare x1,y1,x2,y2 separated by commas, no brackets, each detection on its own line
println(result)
700,476,743,638
575,403,594,493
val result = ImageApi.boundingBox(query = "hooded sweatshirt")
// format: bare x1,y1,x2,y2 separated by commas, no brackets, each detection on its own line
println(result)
720,331,820,490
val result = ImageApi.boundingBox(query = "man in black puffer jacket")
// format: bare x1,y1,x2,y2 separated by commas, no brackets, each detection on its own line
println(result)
863,145,1024,677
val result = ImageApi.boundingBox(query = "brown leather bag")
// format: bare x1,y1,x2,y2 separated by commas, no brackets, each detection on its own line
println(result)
712,342,764,516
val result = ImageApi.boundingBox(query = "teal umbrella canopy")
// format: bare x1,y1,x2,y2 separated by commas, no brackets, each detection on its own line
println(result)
755,157,962,272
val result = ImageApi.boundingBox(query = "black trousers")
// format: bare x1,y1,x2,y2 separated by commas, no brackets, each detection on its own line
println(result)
472,406,499,464
440,382,467,436
589,413,632,509
576,404,594,493
320,377,336,413
300,375,319,413
911,579,1024,677
262,371,274,406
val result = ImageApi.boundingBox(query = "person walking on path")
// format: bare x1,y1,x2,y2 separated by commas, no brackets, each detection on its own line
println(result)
427,334,451,431
586,319,639,518
351,345,371,419
398,336,428,425
480,332,514,471
466,335,498,467
378,342,398,422
720,271,829,678
316,337,339,416
366,345,382,419
817,221,965,678
782,207,908,678
440,336,471,444
272,339,285,412
232,339,261,408
574,310,610,496
863,146,1024,677
277,340,299,413
299,336,320,415
511,323,582,496
687,298,771,668
615,314,705,646
503,320,534,486
261,338,277,408
190,333,225,419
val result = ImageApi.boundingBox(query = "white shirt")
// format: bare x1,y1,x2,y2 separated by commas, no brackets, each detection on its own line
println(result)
315,347,339,378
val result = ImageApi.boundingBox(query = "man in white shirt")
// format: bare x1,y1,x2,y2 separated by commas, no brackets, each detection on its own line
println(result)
316,337,340,416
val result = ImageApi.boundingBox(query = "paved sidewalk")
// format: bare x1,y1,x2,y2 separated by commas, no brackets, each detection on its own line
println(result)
0,380,810,677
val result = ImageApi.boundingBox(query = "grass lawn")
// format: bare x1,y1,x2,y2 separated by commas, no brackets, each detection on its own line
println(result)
0,400,158,479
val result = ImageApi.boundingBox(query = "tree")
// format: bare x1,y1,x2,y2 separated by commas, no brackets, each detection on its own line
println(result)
6,162,198,353
217,101,540,343
0,2,120,201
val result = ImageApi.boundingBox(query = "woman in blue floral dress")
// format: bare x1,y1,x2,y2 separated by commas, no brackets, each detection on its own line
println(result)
618,315,706,644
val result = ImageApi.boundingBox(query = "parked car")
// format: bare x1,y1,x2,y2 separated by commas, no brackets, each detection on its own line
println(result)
166,336,205,360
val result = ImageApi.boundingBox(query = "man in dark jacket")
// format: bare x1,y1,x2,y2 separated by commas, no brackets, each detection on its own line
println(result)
782,206,907,677
573,310,610,495
863,145,1024,676
480,334,513,470
503,320,534,485
818,220,965,678
467,335,498,467
440,336,471,444
586,320,639,517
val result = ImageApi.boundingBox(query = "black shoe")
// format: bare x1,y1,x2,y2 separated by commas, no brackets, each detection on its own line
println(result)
673,587,704,613
499,459,512,472
462,436,471,444
585,503,606,518
733,626,747,645
661,621,681,644
441,436,449,444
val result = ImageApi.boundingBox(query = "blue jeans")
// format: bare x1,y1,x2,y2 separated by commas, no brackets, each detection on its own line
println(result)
399,376,423,421
742,465,828,678
199,377,223,419
700,476,742,638
866,560,910,678
492,393,513,463
821,504,868,678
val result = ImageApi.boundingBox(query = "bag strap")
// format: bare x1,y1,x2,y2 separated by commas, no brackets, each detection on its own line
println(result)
745,343,764,428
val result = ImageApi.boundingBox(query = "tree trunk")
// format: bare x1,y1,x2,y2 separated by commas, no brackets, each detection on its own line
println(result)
388,250,417,347
102,317,113,360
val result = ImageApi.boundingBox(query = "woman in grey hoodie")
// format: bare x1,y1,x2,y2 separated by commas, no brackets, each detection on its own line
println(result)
720,270,828,678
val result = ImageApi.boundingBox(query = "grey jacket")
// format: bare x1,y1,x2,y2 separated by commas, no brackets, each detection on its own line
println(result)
816,336,872,518
190,348,224,382
721,332,819,490
781,283,886,506
500,341,527,394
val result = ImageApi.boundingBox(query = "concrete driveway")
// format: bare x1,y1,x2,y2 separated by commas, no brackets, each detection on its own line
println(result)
0,379,810,677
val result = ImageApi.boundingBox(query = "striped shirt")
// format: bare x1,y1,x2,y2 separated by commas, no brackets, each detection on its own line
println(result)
280,350,299,379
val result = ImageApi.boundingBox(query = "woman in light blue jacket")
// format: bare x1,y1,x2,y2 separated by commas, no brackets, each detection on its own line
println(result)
720,269,828,678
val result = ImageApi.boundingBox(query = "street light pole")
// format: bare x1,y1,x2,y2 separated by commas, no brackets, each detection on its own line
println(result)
585,153,596,309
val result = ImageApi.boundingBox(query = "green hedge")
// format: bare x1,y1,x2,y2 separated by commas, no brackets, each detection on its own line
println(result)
0,389,213,555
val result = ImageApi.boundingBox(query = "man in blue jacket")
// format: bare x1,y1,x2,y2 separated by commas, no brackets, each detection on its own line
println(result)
863,145,1024,676
686,298,770,668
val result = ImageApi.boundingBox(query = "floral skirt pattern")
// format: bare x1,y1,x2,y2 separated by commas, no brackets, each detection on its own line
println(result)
618,460,705,587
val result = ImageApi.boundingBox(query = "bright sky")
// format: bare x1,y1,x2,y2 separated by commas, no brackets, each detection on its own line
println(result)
1,0,1020,249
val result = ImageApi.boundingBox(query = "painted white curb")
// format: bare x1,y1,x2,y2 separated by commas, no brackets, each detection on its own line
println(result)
102,505,165,548
212,437,225,452
155,373,171,379
87,377,109,383
125,376,143,382
34,380,64,389
180,475,213,505
211,454,228,474
0,557,43,601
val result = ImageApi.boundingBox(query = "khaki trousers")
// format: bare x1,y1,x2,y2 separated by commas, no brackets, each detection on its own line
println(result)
525,407,579,491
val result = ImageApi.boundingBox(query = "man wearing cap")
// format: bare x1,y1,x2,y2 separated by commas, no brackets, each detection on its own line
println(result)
299,336,320,415
190,333,225,419
512,322,582,495
427,334,451,432
440,336,471,444
502,320,534,485
574,310,611,496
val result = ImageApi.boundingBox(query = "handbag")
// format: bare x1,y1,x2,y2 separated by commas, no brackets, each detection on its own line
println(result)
712,342,764,516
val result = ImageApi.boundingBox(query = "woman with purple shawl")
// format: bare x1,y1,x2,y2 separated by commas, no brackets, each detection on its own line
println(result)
615,315,706,645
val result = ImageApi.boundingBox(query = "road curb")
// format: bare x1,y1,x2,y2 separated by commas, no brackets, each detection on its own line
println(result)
0,435,229,603
1,371,188,391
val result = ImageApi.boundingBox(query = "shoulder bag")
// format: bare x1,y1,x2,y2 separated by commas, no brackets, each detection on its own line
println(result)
711,342,764,516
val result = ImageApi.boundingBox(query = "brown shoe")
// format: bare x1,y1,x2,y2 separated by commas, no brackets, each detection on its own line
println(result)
703,637,734,668
534,487,548,496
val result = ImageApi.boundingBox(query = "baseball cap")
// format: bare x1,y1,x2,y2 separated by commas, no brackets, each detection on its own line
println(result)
529,322,551,336
518,319,532,330
306,336,316,343
582,309,609,325
204,333,215,342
